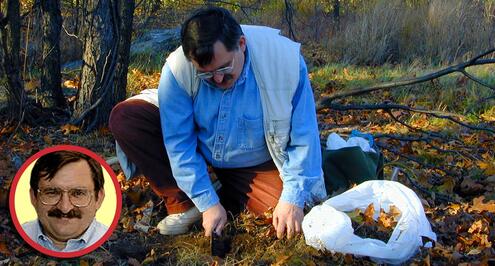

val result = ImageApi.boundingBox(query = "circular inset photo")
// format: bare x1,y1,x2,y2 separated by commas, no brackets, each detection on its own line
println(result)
9,145,122,258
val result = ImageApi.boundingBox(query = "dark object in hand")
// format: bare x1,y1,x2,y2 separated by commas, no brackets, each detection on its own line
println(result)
211,232,230,258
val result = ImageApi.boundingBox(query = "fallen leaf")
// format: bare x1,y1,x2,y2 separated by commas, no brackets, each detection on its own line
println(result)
272,255,291,266
388,205,401,220
98,126,111,135
469,196,495,213
0,126,15,135
344,254,353,264
364,203,375,225
467,220,485,234
478,154,495,175
377,208,394,229
60,124,80,135
0,241,11,256
24,79,40,91
43,135,53,145
63,78,80,89
459,177,484,195
467,248,482,255
447,203,462,215
423,254,431,266
127,257,140,266
117,172,127,183
437,178,455,194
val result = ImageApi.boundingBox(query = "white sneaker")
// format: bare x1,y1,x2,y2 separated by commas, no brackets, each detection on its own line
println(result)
156,206,202,235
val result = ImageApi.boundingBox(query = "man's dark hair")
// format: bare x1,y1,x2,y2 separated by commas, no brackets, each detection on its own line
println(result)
30,151,104,199
181,7,243,67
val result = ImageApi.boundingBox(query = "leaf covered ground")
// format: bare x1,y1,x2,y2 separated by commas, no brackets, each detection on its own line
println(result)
0,63,494,265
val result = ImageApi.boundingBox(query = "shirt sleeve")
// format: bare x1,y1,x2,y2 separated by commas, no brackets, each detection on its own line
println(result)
158,63,219,212
279,55,325,208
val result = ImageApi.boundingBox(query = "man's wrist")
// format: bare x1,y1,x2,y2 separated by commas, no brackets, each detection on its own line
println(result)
279,187,307,208
191,187,220,212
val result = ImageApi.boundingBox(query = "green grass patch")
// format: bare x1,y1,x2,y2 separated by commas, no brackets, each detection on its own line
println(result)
311,63,495,116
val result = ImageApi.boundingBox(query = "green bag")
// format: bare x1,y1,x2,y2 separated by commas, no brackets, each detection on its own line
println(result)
322,146,384,194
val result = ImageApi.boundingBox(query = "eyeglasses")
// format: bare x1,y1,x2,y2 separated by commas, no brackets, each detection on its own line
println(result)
196,54,236,80
37,188,93,207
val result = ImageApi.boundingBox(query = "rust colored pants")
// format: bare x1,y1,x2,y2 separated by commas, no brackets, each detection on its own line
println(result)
109,99,282,215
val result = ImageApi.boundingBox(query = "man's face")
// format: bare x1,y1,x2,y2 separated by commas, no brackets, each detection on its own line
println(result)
30,160,104,243
192,36,246,89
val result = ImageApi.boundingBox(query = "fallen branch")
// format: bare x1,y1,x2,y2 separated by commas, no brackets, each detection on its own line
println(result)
379,143,463,178
317,49,495,106
385,162,458,203
374,133,482,161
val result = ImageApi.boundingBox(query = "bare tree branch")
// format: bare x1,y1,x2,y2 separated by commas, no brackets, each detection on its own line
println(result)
62,23,82,42
205,0,259,23
468,47,495,63
460,69,495,90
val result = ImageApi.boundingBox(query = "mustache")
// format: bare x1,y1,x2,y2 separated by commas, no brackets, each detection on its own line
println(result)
222,74,233,83
47,208,82,219
210,74,233,85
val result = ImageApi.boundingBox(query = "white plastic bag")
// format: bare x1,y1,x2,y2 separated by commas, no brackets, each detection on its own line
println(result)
302,180,436,264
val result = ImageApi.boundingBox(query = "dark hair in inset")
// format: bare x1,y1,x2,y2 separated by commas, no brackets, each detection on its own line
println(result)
181,7,243,67
30,151,104,199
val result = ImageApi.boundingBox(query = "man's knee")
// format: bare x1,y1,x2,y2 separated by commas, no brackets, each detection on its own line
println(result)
108,101,130,136
109,99,160,140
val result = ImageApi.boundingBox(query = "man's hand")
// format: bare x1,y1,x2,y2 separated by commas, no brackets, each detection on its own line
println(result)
202,203,227,236
272,201,304,239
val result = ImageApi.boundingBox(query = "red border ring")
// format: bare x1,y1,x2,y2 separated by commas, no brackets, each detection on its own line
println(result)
8,144,122,258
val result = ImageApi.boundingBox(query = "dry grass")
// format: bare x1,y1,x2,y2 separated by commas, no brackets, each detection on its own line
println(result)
328,0,495,65
136,211,370,266
17,0,495,75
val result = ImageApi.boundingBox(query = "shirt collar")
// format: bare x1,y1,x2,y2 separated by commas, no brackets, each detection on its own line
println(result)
236,46,251,84
35,218,97,249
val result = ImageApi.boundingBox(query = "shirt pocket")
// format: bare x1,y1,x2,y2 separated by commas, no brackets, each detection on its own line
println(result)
237,116,266,151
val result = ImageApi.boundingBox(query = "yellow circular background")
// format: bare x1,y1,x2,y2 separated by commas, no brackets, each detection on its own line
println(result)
14,159,117,226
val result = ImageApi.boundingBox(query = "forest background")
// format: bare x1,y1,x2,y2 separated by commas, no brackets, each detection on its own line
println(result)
0,0,494,265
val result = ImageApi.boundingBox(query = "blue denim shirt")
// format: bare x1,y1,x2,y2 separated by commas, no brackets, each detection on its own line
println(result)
158,49,321,211
22,219,108,252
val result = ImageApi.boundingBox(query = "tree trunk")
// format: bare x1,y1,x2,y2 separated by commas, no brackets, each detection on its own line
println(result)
40,0,65,109
284,0,297,41
72,0,134,130
1,0,26,124
113,0,135,103
333,0,340,23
